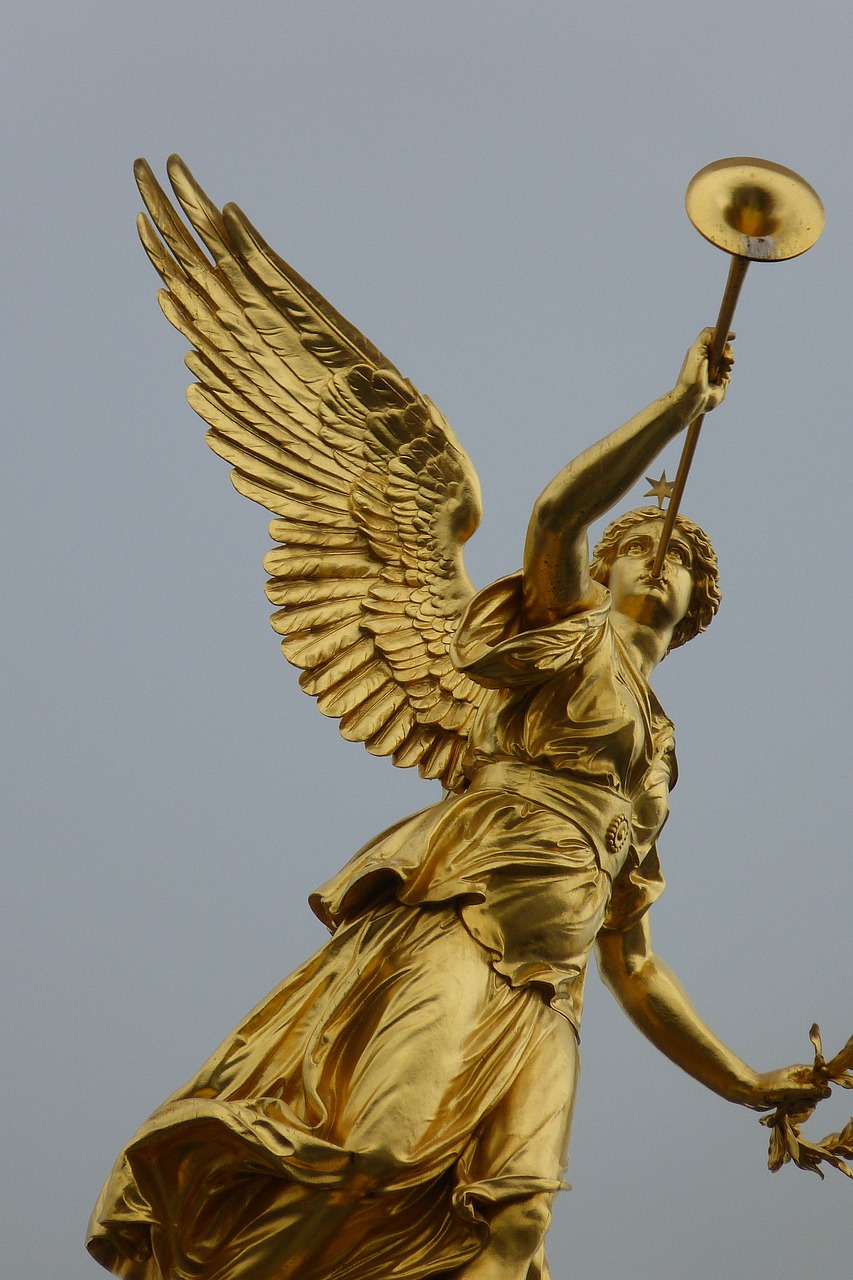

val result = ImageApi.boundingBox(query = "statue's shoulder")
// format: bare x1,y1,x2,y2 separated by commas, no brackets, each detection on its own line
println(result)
452,573,611,690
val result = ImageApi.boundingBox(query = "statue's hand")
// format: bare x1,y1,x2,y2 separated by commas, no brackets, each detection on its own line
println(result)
675,327,734,417
747,1063,832,1113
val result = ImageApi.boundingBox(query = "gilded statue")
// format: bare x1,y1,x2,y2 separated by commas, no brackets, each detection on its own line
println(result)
87,157,849,1280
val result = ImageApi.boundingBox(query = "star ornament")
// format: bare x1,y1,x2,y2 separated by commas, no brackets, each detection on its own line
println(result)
644,471,674,510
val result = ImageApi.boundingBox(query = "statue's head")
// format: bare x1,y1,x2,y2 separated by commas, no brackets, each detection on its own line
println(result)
590,506,721,653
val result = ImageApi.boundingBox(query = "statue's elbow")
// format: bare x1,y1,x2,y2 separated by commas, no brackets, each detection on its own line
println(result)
531,491,576,536
596,934,648,994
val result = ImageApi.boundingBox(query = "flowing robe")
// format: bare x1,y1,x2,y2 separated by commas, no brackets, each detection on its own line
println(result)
87,576,676,1280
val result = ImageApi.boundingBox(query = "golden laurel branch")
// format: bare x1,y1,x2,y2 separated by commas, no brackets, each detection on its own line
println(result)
760,1025,853,1180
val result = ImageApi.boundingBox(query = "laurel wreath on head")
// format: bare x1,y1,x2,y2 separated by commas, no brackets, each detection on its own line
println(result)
761,1026,853,1180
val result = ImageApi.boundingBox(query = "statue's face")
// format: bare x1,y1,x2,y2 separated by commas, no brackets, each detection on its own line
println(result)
608,519,694,630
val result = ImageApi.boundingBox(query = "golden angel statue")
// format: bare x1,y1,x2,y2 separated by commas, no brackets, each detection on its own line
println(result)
87,157,829,1280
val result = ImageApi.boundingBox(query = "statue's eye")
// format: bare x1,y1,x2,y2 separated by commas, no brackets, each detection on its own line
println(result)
667,544,692,567
623,539,646,555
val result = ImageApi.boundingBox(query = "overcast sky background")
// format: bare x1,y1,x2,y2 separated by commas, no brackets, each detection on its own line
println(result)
3,3,852,1277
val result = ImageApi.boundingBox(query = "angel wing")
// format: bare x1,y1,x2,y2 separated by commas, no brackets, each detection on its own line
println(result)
134,155,488,791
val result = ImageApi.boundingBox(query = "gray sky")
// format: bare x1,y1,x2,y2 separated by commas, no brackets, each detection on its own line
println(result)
3,3,852,1277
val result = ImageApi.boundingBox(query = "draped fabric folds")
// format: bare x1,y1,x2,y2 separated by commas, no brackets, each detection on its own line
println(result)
87,903,575,1280
88,581,674,1280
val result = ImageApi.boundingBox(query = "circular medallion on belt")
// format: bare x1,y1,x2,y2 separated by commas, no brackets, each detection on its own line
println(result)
605,813,630,855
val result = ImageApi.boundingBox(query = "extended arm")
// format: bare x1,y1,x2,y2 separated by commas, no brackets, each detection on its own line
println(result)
595,916,823,1110
523,329,729,626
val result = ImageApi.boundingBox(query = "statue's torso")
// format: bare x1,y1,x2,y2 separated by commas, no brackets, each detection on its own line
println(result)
317,586,676,1033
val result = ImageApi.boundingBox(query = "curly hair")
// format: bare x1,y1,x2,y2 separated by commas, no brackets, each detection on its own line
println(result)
589,506,721,653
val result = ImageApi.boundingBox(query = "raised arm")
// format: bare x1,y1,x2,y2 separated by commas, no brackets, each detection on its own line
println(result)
595,916,825,1110
523,328,730,627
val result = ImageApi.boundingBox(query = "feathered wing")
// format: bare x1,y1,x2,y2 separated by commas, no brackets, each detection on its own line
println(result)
134,155,487,790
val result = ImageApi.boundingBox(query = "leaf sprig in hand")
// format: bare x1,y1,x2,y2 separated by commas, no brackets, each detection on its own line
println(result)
761,1024,853,1180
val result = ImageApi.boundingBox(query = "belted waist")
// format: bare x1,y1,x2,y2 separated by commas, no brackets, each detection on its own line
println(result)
468,760,633,878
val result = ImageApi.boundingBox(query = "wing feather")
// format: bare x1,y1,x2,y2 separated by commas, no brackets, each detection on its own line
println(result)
221,203,395,374
267,521,364,549
270,600,363,634
134,163,207,278
262,550,372,581
392,730,437,770
363,705,414,755
281,618,367,669
313,660,390,717
264,575,368,604
136,156,490,789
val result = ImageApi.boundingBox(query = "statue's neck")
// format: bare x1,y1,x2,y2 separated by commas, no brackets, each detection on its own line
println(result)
609,612,671,680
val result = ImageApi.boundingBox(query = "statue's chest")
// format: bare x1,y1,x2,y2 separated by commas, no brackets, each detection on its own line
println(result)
526,644,654,782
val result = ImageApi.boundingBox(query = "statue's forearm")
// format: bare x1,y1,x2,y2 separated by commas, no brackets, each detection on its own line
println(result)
532,385,698,535
522,384,703,624
597,936,760,1106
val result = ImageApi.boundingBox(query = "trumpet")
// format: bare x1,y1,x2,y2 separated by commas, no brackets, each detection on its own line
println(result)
651,157,825,578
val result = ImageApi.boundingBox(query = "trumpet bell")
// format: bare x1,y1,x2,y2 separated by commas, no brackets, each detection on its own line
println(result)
686,157,825,262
